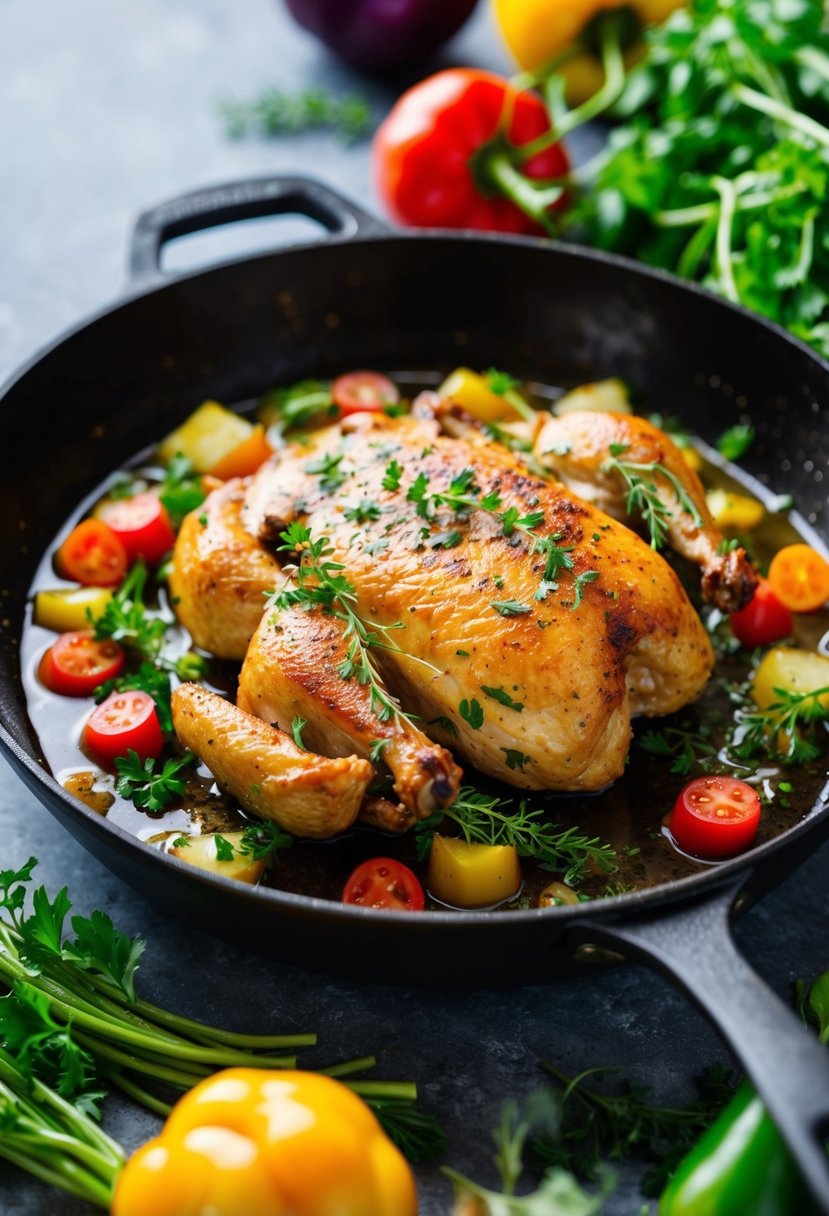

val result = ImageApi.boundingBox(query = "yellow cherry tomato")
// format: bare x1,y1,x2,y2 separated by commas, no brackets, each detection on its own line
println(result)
427,834,522,908
493,0,684,104
751,648,829,713
705,487,765,533
33,585,113,632
768,543,829,613
159,401,255,474
113,1069,417,1216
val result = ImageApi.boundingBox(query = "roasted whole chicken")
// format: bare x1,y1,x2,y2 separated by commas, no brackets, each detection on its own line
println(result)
169,396,756,840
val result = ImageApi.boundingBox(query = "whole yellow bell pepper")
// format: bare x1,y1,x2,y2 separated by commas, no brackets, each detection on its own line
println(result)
493,0,684,104
112,1069,417,1216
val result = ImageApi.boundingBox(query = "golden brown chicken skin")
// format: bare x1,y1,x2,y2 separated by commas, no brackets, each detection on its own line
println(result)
232,415,715,793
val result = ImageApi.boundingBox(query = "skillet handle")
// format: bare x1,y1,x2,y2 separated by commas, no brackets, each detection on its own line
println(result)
568,879,829,1213
128,175,387,283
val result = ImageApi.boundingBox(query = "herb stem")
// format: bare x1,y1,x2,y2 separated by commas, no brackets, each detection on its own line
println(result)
109,1069,174,1117
711,175,740,303
732,82,829,148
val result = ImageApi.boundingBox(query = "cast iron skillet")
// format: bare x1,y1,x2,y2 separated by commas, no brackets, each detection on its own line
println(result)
1,175,829,1206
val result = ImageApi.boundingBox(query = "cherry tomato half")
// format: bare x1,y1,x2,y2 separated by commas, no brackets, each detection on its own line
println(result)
97,492,176,566
38,631,125,697
669,776,762,859
332,371,400,416
374,68,569,235
56,519,128,587
729,578,793,648
768,543,829,613
83,690,164,768
342,858,426,912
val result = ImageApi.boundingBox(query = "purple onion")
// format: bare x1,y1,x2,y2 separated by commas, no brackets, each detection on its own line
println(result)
283,0,480,70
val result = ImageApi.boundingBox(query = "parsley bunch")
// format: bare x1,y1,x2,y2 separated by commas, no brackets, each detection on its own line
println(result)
570,0,829,356
0,859,442,1184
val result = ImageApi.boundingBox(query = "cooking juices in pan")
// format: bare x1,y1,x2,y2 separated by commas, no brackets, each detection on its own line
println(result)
20,372,829,912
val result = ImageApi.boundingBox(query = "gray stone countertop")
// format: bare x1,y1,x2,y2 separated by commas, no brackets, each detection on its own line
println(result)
2,2,828,1212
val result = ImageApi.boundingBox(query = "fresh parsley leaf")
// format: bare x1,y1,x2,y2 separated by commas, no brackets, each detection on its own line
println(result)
503,748,532,770
428,716,458,737
159,453,206,529
382,460,404,491
459,698,484,729
291,716,307,750
213,835,236,862
93,561,167,660
0,857,37,923
716,424,755,461
20,885,71,959
115,750,196,812
344,497,382,524
258,379,335,433
305,450,347,494
63,910,145,1005
482,685,525,712
238,822,293,862
492,600,532,616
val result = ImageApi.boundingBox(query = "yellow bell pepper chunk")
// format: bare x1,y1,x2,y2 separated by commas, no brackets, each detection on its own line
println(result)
169,832,266,886
427,834,521,908
34,586,113,632
705,487,765,532
112,1069,417,1216
751,648,829,712
159,402,255,474
438,367,526,423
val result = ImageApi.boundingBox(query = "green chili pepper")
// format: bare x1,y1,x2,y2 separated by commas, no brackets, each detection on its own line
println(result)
659,1081,811,1216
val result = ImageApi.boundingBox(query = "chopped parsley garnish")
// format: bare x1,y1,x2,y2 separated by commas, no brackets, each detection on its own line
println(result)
459,698,484,729
343,497,382,524
304,450,347,494
238,821,294,861
716,424,755,461
114,750,196,813
159,453,206,528
503,748,532,770
92,561,167,661
291,716,307,750
382,460,404,491
491,600,533,616
258,379,335,434
482,685,525,712
213,835,236,862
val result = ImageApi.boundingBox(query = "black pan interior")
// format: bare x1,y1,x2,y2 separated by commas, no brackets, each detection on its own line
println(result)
1,232,828,981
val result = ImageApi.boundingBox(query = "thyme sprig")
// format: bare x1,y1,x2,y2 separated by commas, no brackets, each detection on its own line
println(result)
415,788,616,886
601,444,703,549
267,523,415,725
729,682,829,765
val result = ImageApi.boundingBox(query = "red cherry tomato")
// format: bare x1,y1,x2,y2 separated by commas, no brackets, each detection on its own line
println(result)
342,858,426,911
373,68,569,235
669,776,762,859
56,519,128,587
83,690,164,768
38,631,125,697
332,371,400,416
97,492,176,566
729,578,793,648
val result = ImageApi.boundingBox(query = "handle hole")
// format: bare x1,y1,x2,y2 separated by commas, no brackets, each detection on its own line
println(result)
160,213,329,274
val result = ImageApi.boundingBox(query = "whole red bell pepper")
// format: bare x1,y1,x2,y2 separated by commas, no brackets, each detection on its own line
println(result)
373,69,570,236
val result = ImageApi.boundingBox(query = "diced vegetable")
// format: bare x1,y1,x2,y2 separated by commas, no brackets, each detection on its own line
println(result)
96,492,177,565
427,835,521,908
56,519,128,587
34,586,113,632
158,402,255,474
730,579,793,649
438,368,521,423
83,690,164,767
342,858,425,911
169,832,267,885
332,371,399,416
768,543,829,613
668,776,761,859
538,881,580,907
208,424,273,480
38,632,125,697
705,488,764,532
751,648,829,712
553,378,632,417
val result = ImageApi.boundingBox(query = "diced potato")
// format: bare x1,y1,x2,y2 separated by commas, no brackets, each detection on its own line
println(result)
34,586,113,632
158,402,255,474
553,378,632,417
438,368,522,423
752,647,829,711
169,831,266,885
538,881,581,908
427,834,521,908
706,487,764,532
208,425,273,480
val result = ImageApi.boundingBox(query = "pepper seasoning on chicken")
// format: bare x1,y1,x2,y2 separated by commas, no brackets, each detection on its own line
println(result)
170,407,746,837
